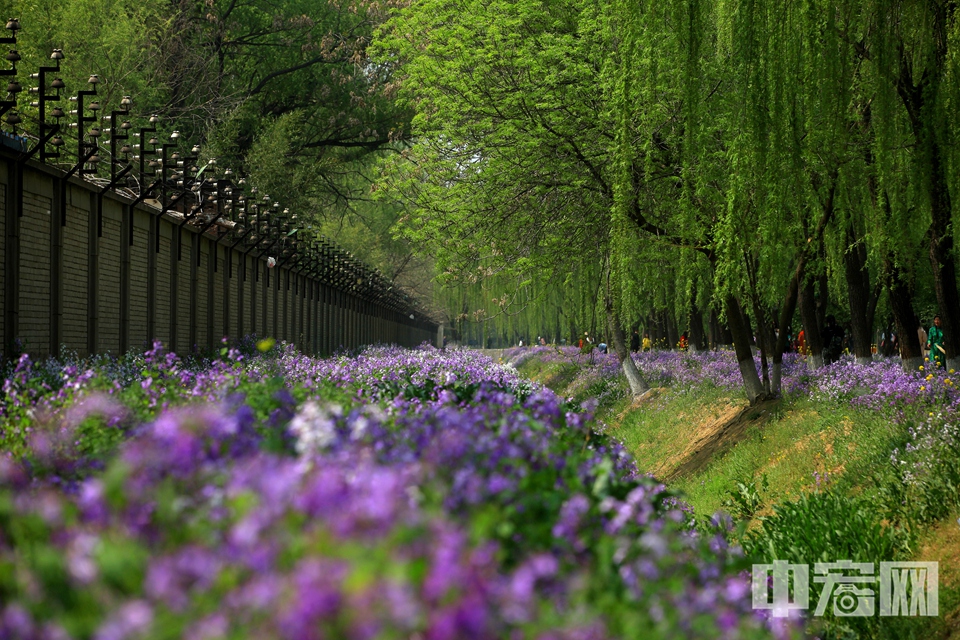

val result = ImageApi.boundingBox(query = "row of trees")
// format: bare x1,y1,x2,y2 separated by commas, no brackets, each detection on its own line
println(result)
6,0,957,394
374,0,960,403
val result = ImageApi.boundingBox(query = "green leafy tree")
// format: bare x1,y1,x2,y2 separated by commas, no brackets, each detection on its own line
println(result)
375,0,657,394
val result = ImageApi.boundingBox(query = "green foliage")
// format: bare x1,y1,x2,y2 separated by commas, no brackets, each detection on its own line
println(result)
1,0,415,282
877,415,960,528
745,491,906,566
722,475,769,521
744,491,911,639
372,0,960,394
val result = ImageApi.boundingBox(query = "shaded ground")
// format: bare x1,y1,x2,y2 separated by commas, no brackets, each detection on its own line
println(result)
916,512,960,639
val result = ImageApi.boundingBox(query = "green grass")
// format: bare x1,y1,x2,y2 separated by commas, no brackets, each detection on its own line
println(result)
516,359,581,394
515,356,960,639
600,383,739,475
671,397,905,520
517,359,909,526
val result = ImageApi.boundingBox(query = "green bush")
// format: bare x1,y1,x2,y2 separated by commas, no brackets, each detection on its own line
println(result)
744,490,910,639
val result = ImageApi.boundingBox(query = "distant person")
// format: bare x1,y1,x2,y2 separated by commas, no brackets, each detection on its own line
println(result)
579,332,593,354
678,332,688,351
797,328,806,356
642,333,652,352
630,329,640,352
928,315,945,369
917,323,928,361
879,320,898,357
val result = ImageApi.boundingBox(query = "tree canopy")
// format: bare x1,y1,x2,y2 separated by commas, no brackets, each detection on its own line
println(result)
374,0,960,402
5,0,959,397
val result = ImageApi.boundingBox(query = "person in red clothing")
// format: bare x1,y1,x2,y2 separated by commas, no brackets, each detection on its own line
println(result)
797,329,806,355
579,332,593,353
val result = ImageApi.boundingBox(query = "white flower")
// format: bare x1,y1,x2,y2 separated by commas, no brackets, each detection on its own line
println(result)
289,401,342,456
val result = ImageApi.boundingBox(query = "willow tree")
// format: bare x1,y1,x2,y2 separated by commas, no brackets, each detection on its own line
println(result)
731,0,958,370
607,0,792,402
375,0,652,395
844,0,960,370
707,0,871,382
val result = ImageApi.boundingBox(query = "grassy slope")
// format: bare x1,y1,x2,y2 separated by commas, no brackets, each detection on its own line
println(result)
518,356,960,640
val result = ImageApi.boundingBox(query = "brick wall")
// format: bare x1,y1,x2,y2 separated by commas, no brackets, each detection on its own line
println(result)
223,249,238,336
129,211,150,350
2,157,436,359
281,271,289,342
265,265,274,338
287,273,294,342
213,243,224,345
62,188,89,355
196,238,209,351
155,221,172,348
252,260,261,337
227,249,237,338
0,173,5,352
98,203,122,354
246,256,257,336
19,183,51,356
176,237,191,352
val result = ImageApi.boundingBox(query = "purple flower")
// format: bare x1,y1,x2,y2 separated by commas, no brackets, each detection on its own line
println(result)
93,601,153,640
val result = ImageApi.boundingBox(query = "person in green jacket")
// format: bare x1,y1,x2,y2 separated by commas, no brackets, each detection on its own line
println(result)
927,315,946,369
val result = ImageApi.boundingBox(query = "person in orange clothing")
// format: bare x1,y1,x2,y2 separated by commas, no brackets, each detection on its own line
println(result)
797,329,806,355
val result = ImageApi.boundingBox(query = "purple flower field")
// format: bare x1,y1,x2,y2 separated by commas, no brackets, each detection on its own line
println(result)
503,345,960,414
0,343,801,640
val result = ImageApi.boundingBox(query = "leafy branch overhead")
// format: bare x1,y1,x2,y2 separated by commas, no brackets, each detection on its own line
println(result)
7,0,413,215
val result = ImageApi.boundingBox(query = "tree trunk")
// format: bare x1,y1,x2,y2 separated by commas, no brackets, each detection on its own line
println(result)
928,175,960,371
891,4,960,371
725,294,766,404
844,224,875,365
816,269,828,334
750,295,772,395
707,310,718,348
651,312,664,347
714,309,732,346
601,263,649,396
742,311,754,349
688,301,706,352
607,308,649,395
885,257,923,372
799,276,824,369
772,268,802,396
745,250,773,394
665,311,679,351
866,283,882,348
